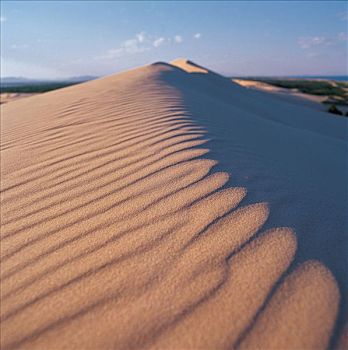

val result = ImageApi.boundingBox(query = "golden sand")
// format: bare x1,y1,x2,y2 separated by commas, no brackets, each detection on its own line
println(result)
0,93,39,105
0,61,344,349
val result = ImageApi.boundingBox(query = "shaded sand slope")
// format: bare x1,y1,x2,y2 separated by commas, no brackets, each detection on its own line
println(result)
169,59,347,337
0,60,346,349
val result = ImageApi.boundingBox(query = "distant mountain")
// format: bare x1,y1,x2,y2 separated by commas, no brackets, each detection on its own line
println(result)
0,77,41,84
0,76,98,87
66,76,98,82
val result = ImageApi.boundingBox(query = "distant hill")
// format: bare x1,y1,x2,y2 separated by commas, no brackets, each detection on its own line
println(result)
59,76,98,83
0,77,40,85
0,76,98,87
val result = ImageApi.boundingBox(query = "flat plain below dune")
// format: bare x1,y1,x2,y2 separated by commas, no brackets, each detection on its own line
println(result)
0,59,346,349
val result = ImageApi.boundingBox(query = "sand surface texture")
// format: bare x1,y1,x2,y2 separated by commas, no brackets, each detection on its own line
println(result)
1,60,346,349
0,93,39,105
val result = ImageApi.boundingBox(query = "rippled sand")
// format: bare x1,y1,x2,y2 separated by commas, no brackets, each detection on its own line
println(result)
1,60,346,349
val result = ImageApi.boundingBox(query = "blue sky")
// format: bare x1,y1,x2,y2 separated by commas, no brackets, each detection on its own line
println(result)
1,1,347,79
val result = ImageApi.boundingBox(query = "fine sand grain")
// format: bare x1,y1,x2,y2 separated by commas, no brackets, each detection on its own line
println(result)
1,59,346,349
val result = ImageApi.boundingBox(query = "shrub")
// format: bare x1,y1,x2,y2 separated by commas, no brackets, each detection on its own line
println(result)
328,105,343,115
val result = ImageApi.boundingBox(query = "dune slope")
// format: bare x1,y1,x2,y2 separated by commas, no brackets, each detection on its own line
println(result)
1,60,346,349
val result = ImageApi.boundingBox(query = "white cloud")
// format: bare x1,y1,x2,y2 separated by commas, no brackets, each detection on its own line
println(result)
174,35,183,43
194,33,201,39
11,44,29,49
297,36,332,49
0,16,6,22
136,31,146,43
96,31,184,61
298,33,348,50
96,33,150,60
153,37,165,47
122,38,145,54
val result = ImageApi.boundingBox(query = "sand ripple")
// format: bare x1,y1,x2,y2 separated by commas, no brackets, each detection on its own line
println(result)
0,62,341,349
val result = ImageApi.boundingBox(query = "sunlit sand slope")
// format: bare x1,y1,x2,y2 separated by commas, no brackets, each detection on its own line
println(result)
0,61,345,349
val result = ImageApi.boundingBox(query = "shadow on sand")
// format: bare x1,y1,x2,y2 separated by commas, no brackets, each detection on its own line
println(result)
158,62,347,346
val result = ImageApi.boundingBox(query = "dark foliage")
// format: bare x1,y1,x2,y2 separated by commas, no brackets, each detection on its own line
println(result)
0,82,81,93
328,105,343,115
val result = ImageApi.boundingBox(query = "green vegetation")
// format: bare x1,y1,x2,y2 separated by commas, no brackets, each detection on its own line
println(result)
236,78,348,109
233,77,348,117
327,105,348,117
327,105,343,116
0,82,81,93
254,79,348,100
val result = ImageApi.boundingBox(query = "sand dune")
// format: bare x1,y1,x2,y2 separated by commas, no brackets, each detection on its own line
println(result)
1,59,346,349
232,79,327,112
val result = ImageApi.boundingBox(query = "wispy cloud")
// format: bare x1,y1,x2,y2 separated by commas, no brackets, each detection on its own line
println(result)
153,37,165,47
96,33,150,60
96,32,185,60
174,35,183,43
193,33,201,39
136,31,146,43
11,44,30,50
298,33,347,50
121,38,146,54
0,16,6,22
298,36,332,49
